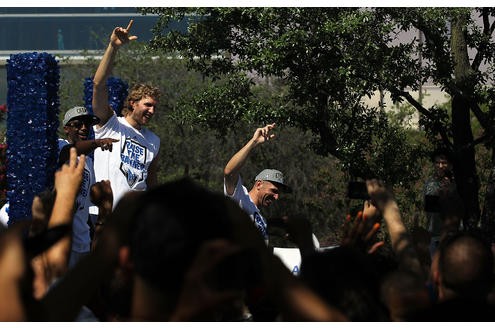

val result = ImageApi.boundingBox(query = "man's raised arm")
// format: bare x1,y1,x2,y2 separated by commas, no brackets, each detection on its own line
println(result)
223,123,276,195
92,20,137,127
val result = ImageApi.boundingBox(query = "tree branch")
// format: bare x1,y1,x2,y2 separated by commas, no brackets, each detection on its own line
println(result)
469,99,491,131
462,133,493,151
411,18,461,97
471,8,495,71
399,90,453,148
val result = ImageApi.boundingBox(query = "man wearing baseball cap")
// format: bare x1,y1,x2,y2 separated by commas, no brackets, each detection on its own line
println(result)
58,106,117,268
224,123,291,244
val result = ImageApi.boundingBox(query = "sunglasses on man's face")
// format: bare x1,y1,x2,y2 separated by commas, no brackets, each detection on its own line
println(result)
67,120,91,129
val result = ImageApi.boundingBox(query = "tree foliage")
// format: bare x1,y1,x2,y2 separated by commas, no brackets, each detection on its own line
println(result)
140,7,495,232
140,7,428,187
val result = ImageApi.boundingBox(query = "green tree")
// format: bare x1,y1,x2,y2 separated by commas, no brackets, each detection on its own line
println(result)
140,7,425,181
140,7,495,234
383,8,495,233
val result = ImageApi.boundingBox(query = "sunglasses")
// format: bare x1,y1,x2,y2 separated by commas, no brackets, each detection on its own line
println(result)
67,120,91,129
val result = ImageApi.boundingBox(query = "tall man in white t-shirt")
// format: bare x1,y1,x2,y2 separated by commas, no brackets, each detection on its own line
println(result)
92,20,161,207
223,123,292,244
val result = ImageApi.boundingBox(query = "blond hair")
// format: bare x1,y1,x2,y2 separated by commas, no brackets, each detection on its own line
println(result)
122,83,161,117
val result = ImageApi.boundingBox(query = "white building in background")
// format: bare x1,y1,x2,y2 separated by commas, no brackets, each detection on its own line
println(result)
363,85,451,129
0,7,171,105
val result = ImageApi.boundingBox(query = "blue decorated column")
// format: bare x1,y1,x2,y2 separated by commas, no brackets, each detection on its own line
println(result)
6,52,59,224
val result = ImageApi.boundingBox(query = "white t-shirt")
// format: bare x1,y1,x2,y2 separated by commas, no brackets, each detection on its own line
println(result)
58,139,95,253
224,176,269,243
0,202,9,227
93,113,160,207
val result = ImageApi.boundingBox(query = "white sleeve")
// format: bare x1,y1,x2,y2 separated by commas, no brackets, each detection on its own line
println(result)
94,112,119,139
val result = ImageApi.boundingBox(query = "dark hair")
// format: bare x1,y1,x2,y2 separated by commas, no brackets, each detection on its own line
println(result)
430,147,453,163
129,178,235,297
438,231,494,300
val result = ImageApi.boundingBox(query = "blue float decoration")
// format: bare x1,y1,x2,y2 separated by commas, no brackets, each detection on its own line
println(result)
84,76,129,117
6,52,59,224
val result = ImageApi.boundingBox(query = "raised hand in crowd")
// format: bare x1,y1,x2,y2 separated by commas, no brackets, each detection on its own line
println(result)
44,147,85,279
32,191,141,321
93,19,138,126
224,123,277,195
252,123,276,145
110,19,137,49
340,209,383,255
365,179,425,280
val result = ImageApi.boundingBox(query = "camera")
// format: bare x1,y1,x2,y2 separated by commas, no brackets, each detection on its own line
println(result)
347,181,370,200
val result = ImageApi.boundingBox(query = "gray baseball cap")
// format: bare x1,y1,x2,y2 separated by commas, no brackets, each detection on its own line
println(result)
63,106,100,126
255,168,292,193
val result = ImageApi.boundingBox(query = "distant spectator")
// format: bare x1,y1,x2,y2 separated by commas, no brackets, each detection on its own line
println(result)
423,148,460,257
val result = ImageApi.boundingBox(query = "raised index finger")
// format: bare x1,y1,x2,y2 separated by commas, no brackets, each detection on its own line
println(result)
126,19,134,31
69,147,78,167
